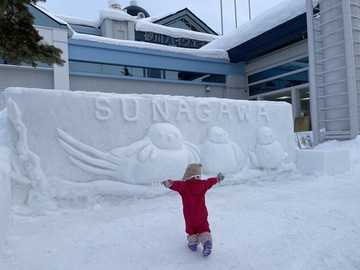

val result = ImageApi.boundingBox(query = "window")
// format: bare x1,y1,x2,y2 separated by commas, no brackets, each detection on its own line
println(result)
248,57,309,96
69,61,226,84
248,57,308,84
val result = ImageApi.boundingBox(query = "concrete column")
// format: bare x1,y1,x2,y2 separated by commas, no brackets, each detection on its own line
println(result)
53,29,69,90
320,0,348,131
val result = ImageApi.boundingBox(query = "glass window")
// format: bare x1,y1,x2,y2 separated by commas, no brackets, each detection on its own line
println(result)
146,68,162,79
300,88,310,117
248,57,309,84
164,70,178,80
69,60,226,85
70,61,101,73
129,66,144,77
102,64,123,75
249,70,308,96
0,59,52,68
248,57,309,97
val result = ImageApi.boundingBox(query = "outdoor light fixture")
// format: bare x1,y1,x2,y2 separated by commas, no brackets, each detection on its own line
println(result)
276,96,291,100
205,86,211,92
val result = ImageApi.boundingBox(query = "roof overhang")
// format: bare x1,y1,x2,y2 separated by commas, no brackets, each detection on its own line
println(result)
228,13,307,63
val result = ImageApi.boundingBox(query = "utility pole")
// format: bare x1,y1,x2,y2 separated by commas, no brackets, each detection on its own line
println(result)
248,0,252,20
234,0,238,28
220,0,224,35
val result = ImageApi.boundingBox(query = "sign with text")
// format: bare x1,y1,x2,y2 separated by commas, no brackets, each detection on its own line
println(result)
135,31,208,48
5,87,296,186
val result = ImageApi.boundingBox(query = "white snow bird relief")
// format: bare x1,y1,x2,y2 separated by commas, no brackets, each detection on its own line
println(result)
249,126,286,169
200,126,245,174
57,123,200,185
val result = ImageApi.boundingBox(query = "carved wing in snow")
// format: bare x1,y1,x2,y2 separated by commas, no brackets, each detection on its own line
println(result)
231,142,245,171
184,141,201,163
56,128,130,181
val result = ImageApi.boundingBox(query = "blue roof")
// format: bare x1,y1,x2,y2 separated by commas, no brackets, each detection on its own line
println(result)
228,13,307,63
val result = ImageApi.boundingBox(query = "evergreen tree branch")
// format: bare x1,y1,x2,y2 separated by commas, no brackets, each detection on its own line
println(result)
0,0,65,67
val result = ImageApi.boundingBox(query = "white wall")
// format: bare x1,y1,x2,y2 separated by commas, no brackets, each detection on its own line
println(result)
70,75,229,98
226,74,247,99
0,91,5,110
0,65,54,90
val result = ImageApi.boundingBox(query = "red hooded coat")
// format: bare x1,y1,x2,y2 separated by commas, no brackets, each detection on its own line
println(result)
170,177,219,235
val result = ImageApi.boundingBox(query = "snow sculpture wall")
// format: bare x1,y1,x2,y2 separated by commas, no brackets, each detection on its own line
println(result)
0,109,11,262
5,87,296,198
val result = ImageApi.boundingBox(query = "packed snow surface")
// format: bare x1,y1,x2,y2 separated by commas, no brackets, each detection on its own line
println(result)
1,105,360,269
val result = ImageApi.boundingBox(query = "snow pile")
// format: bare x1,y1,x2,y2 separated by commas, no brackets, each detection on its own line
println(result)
1,87,360,269
53,14,97,27
0,108,11,265
36,6,136,28
2,135,360,269
135,20,217,42
98,8,136,24
201,0,308,51
48,6,218,43
70,32,229,60
36,4,225,60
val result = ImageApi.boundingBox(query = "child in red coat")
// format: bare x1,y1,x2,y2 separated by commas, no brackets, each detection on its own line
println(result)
162,163,224,256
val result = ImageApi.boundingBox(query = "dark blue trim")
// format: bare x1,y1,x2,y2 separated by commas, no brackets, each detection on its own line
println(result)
228,14,307,63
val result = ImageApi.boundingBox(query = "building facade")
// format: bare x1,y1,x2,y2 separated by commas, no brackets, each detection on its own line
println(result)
0,1,245,109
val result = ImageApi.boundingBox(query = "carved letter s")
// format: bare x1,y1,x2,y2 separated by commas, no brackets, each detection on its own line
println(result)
95,97,111,121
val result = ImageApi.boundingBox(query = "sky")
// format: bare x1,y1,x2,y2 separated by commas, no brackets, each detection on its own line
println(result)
38,0,287,35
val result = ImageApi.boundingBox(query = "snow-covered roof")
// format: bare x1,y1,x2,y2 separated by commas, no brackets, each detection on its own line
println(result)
34,4,69,26
135,20,217,43
55,8,218,43
201,0,308,51
55,8,136,28
35,4,224,60
70,32,228,60
35,0,316,61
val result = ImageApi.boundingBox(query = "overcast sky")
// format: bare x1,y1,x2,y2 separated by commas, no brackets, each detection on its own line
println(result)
39,0,287,35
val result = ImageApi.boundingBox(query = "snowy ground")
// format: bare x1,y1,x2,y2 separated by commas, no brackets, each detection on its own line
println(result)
3,142,360,270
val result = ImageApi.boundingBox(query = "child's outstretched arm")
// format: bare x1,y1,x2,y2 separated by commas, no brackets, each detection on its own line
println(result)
205,172,225,190
162,180,186,194
162,180,173,188
217,172,225,182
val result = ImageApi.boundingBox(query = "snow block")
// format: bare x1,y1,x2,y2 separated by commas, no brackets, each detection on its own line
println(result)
4,87,296,189
0,144,11,263
296,149,350,175
0,108,11,262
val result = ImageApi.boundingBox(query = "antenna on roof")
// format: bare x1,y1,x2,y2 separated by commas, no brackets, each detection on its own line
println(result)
220,0,224,35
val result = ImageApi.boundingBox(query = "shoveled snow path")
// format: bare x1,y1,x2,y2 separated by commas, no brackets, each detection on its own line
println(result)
4,172,360,270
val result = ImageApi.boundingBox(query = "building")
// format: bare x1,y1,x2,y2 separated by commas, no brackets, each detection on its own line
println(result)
205,0,360,144
1,0,360,145
0,0,245,110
